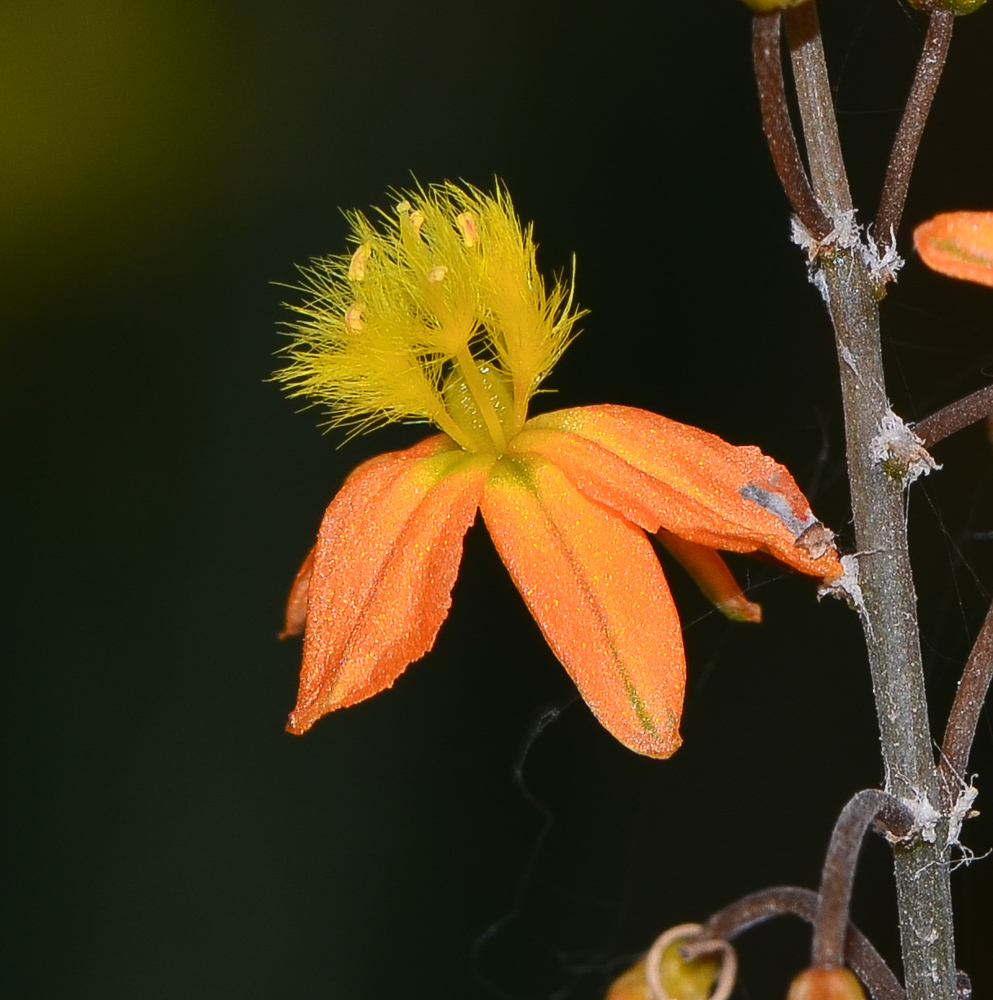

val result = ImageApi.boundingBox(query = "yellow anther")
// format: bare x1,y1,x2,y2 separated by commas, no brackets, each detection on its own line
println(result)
456,212,478,247
427,265,448,283
348,243,371,281
409,210,425,231
344,303,364,331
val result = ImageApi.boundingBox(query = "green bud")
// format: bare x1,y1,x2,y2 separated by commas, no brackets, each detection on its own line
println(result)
737,0,812,12
905,0,986,13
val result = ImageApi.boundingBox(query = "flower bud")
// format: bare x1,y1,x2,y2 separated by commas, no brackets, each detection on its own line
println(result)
787,967,867,1000
904,0,986,14
606,925,728,1000
737,0,812,12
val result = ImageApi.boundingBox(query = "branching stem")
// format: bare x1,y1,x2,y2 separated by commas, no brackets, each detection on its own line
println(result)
751,12,831,239
939,599,993,808
812,791,914,969
915,384,993,810
700,887,905,1000
913,383,993,449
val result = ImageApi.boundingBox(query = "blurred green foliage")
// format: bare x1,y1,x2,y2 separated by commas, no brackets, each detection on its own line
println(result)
0,0,238,305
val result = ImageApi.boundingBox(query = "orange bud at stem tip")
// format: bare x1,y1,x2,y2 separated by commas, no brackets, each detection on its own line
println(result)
787,968,867,1000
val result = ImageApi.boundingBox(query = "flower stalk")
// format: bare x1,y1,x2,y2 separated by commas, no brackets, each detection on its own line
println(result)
874,11,955,248
699,887,905,1000
812,791,914,970
912,383,993,449
751,10,830,239
939,599,993,808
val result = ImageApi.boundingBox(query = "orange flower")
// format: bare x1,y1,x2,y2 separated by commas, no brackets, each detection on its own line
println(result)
277,183,841,758
913,211,993,288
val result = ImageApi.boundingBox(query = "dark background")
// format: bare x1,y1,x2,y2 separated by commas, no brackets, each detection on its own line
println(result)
2,1,992,998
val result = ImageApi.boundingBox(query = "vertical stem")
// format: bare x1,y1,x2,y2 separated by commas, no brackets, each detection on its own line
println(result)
783,5,957,999
783,2,852,215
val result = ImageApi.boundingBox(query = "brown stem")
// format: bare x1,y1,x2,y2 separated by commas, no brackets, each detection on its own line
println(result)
813,791,915,969
939,599,993,809
875,11,955,250
906,381,991,811
913,383,993,449
752,11,831,240
701,887,905,1000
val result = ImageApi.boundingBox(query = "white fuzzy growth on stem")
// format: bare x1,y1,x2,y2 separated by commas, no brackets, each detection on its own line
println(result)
869,408,941,486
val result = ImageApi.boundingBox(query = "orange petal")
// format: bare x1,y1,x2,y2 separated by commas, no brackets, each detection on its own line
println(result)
279,543,316,639
480,452,685,759
657,529,762,623
288,435,494,734
513,405,841,581
914,211,993,288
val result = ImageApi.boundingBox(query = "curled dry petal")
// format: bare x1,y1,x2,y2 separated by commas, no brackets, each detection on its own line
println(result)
480,452,685,759
287,435,494,734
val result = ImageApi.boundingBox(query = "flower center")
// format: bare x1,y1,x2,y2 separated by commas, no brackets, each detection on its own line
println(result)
441,360,518,455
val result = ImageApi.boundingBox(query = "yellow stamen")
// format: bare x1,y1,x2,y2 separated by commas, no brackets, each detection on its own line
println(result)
276,181,582,444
